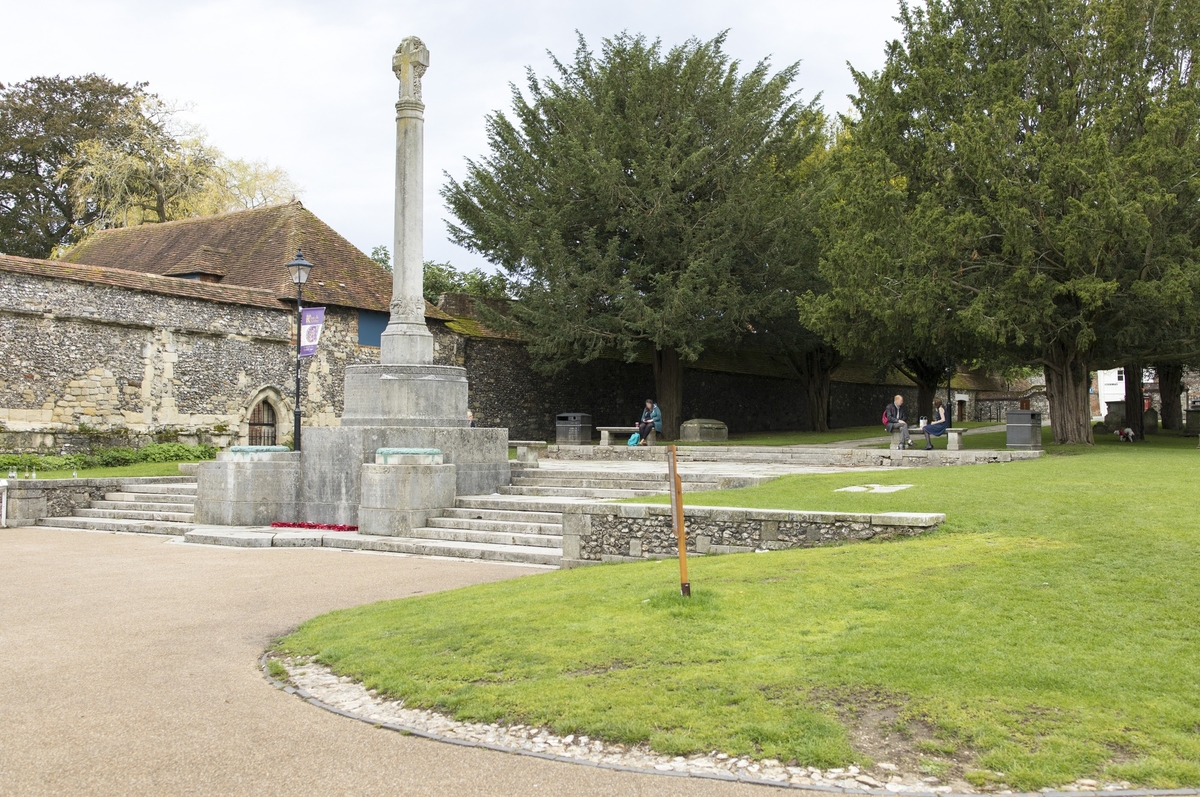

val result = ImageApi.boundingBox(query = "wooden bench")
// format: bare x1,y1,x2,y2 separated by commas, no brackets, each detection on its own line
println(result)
509,440,548,465
945,428,966,451
597,426,657,446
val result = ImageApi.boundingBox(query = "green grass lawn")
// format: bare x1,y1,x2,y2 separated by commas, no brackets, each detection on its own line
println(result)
278,434,1200,790
12,461,204,479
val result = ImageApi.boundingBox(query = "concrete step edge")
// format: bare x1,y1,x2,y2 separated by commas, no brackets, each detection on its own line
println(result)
404,527,562,548
36,517,194,535
75,508,195,522
427,517,563,534
441,508,564,523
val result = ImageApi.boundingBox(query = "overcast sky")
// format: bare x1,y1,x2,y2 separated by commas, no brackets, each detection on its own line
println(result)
1,0,902,271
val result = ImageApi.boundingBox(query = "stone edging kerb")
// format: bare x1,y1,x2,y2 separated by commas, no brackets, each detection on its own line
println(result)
260,654,1199,797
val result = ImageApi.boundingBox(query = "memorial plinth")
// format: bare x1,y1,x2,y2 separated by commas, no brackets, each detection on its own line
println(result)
196,36,509,530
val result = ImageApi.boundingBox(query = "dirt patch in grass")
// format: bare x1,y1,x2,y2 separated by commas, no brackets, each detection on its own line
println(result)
811,687,976,787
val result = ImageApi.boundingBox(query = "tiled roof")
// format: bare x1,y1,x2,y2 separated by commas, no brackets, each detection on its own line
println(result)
60,200,448,318
0,253,288,310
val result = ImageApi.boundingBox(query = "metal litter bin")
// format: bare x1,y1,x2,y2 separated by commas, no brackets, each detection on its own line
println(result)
555,412,592,446
1006,410,1043,450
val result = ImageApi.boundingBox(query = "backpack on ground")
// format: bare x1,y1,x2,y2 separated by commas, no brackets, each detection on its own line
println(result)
627,432,641,446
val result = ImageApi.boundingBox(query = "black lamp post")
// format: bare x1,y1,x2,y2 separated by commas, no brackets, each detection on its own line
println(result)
285,249,313,451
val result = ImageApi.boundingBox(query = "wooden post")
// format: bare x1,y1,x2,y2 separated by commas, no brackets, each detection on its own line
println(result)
667,445,690,597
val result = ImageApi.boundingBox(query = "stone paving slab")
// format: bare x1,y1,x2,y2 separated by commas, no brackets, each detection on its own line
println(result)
184,527,275,547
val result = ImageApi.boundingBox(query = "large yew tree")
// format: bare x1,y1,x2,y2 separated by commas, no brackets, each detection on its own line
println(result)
816,0,1200,445
443,33,819,439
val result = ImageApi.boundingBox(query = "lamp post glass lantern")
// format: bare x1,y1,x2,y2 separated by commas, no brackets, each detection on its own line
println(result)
285,249,313,451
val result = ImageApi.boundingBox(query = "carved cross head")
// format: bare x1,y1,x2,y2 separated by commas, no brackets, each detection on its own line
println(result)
393,37,430,103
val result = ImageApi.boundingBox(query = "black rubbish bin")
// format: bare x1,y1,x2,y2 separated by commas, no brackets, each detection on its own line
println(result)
556,412,592,445
1186,400,1200,437
1006,410,1043,450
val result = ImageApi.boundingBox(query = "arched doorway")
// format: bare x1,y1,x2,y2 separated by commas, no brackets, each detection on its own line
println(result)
247,400,277,446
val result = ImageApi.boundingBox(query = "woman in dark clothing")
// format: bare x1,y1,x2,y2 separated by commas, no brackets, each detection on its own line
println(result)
637,399,662,445
923,398,950,449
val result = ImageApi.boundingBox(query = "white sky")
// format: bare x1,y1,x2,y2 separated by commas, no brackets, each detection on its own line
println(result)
1,0,902,271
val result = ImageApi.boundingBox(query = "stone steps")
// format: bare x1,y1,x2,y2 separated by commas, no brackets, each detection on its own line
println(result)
511,476,670,490
114,482,197,494
38,515,195,536
404,525,562,549
499,485,662,498
75,507,196,523
455,495,592,513
335,534,562,566
90,500,194,513
104,491,196,505
440,507,564,524
426,516,562,536
35,477,199,537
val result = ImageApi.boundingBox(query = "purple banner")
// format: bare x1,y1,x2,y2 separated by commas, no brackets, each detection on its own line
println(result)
299,307,325,357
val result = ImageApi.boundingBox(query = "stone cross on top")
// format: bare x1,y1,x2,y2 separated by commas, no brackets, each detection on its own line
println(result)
393,37,429,105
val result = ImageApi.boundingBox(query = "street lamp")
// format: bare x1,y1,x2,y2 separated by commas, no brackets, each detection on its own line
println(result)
285,248,313,452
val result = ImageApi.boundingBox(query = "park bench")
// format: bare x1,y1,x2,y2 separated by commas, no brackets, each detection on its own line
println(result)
509,440,548,465
945,428,966,451
597,426,656,446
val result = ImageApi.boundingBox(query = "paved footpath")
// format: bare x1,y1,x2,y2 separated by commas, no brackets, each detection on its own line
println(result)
0,527,790,797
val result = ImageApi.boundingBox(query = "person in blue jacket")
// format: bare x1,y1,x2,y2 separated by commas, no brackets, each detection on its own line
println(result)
637,399,662,445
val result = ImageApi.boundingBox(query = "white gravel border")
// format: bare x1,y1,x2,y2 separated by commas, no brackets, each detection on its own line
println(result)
266,656,1164,797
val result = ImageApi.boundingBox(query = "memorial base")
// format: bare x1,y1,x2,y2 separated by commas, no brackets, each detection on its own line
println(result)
195,447,300,526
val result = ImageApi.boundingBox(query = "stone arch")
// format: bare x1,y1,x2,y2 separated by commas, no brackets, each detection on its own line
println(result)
240,386,290,447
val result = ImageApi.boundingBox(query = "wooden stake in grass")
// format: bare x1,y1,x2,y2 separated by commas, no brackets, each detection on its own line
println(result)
667,444,690,597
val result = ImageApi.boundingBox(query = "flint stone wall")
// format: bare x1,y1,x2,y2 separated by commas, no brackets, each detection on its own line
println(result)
0,266,967,452
560,503,945,567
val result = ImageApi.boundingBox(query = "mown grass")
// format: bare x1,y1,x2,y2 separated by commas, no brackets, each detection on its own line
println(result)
278,434,1200,790
11,461,203,479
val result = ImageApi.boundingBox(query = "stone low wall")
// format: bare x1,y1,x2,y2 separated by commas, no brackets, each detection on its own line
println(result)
560,503,945,568
1,476,192,526
544,445,1042,467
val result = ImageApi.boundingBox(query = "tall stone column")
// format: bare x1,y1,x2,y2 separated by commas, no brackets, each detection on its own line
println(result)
381,36,434,365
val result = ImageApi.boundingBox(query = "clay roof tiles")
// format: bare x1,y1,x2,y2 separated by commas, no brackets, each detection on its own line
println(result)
60,200,451,319
0,253,287,309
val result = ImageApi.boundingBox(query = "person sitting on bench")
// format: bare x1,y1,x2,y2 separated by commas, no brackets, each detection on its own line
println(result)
637,399,662,445
885,394,911,449
923,397,950,450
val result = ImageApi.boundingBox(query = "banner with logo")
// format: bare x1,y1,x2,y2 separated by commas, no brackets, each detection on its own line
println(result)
299,307,326,357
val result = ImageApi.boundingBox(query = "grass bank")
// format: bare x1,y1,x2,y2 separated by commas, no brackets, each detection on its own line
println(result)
279,435,1200,790
17,461,204,479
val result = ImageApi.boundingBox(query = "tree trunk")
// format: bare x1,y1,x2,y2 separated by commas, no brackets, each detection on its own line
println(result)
1155,362,1184,431
1043,342,1093,445
787,344,842,432
899,357,945,423
652,346,683,441
1123,363,1145,440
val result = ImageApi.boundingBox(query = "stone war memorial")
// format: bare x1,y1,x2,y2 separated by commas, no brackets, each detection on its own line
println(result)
195,38,509,531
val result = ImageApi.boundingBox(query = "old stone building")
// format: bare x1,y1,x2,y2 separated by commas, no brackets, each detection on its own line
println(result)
0,201,992,452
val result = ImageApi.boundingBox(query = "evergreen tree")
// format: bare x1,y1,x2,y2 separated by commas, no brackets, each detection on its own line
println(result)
808,0,1200,444
444,33,816,439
